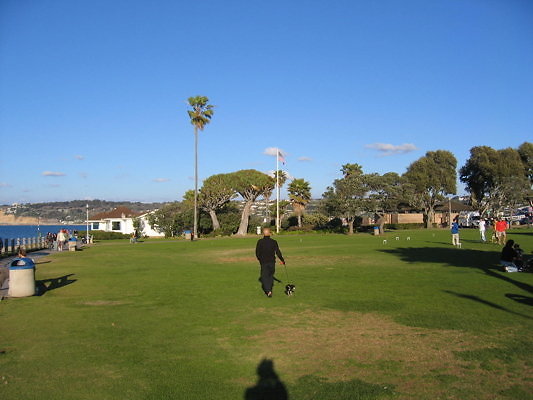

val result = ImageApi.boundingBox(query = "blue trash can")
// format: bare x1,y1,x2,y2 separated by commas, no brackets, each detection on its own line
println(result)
8,257,35,297
373,226,380,236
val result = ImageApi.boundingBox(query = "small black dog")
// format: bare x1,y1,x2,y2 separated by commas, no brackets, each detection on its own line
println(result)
284,284,296,296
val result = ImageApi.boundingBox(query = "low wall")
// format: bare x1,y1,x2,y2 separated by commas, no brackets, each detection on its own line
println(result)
0,237,47,256
362,212,460,226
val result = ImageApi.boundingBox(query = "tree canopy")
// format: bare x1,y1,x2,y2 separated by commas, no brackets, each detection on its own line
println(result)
199,173,236,231
460,145,530,214
322,163,368,234
187,96,214,132
404,150,457,228
231,169,273,235
288,178,312,228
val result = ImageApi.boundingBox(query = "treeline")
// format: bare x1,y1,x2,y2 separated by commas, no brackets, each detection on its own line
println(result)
147,170,312,237
149,142,532,237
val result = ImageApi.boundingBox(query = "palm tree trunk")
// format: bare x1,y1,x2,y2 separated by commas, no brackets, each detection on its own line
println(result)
237,200,253,235
209,209,220,231
193,127,198,239
297,213,302,228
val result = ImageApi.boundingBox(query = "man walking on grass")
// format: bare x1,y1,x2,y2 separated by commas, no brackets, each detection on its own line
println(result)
255,228,285,297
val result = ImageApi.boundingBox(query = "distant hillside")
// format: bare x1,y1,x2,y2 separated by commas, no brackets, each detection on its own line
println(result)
0,200,165,224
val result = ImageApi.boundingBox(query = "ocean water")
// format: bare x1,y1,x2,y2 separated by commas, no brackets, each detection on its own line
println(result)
0,225,86,239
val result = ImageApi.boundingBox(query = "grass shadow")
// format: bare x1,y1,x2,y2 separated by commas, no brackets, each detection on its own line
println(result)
35,274,76,296
509,230,533,236
378,246,533,294
505,293,533,306
444,290,532,320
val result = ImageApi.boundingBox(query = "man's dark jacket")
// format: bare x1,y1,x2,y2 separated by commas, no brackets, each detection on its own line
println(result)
256,236,285,264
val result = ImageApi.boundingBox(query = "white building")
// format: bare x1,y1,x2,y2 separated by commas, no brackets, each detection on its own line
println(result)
88,206,164,237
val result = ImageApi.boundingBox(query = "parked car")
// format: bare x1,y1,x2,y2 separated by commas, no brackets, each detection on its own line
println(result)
458,211,480,228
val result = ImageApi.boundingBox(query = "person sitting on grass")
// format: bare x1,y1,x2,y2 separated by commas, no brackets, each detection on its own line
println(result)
500,240,518,272
513,243,524,269
522,251,533,273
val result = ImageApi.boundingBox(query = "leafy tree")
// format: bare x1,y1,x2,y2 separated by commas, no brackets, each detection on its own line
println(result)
187,95,214,239
460,146,529,215
518,142,533,206
230,169,273,235
403,150,457,228
365,172,403,234
301,212,329,230
322,163,367,234
147,202,183,237
287,178,312,228
132,217,144,238
214,202,242,235
199,173,236,231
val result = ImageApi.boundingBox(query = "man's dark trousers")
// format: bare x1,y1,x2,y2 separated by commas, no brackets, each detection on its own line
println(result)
260,262,276,293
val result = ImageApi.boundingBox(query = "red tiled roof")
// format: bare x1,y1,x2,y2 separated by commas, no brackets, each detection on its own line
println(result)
89,206,142,220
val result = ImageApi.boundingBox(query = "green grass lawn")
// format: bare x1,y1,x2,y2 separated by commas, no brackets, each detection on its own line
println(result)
1,229,532,399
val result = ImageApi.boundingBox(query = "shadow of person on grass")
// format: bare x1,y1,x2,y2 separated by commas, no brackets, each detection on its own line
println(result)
35,274,76,296
244,359,288,400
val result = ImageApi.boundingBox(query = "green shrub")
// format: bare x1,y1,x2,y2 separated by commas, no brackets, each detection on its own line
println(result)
302,213,330,229
78,230,129,240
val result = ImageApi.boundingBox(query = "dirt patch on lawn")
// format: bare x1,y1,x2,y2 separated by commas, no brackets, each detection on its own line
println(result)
215,253,358,266
244,309,472,377
223,309,531,398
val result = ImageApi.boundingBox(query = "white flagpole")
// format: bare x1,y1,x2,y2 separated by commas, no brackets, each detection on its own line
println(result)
276,148,280,233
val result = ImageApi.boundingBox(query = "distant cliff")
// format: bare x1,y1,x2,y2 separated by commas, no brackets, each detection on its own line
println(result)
0,210,58,225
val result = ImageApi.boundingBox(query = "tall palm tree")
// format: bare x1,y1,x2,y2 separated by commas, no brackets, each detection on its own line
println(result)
287,178,312,228
187,96,214,239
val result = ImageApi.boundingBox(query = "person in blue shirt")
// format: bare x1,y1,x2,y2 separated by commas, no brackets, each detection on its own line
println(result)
451,218,460,246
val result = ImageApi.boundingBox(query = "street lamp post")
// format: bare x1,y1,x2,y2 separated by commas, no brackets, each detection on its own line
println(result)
86,204,90,243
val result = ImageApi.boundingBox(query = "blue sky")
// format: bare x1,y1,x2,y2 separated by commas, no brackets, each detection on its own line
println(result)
1,0,532,204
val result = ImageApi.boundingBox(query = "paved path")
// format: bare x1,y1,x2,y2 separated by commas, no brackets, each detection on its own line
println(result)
1,248,54,267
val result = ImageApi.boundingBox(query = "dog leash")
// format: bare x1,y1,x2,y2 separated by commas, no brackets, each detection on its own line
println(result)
283,263,290,282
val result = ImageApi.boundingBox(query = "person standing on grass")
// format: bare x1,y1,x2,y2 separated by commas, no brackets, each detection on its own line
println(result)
495,218,507,245
451,218,460,246
255,228,285,298
479,218,486,242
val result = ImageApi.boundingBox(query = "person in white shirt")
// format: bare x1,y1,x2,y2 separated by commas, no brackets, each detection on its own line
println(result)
479,219,486,242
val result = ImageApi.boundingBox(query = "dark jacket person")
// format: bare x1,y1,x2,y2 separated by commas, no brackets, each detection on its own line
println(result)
255,228,285,297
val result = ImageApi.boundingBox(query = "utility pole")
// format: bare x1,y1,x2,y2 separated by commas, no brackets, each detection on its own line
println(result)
86,203,90,243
